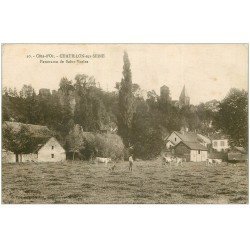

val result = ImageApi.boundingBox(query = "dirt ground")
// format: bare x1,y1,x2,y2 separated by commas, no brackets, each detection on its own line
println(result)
1,160,248,204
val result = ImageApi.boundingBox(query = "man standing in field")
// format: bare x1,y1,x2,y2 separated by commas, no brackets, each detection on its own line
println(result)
129,155,133,171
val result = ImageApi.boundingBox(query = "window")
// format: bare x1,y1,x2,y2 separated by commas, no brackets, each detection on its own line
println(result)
198,150,200,154
51,154,54,158
52,146,54,150
213,141,217,147
220,141,225,147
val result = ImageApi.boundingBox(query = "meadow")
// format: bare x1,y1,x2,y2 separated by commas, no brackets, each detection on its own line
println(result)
2,160,248,204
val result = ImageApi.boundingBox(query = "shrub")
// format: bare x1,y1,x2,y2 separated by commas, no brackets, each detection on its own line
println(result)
66,125,125,161
94,133,124,160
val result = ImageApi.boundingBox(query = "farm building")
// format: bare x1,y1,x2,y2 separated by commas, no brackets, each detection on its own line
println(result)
174,141,208,162
2,121,66,163
228,147,247,162
165,130,210,149
3,136,66,163
23,137,66,163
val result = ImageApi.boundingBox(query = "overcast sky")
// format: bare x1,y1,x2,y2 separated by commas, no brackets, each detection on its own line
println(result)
2,44,248,105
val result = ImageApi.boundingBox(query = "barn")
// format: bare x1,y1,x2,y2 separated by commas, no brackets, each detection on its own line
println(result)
174,141,208,162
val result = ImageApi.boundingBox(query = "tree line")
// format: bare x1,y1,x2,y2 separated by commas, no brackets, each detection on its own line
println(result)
2,51,248,159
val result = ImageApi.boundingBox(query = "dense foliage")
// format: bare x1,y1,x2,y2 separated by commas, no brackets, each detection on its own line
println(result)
117,51,135,147
2,125,32,156
214,88,248,148
65,125,124,160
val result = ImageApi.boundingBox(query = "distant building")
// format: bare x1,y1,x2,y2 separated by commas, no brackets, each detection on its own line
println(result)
171,85,190,108
179,85,190,107
174,141,208,162
210,133,230,152
165,130,209,162
39,88,51,96
160,85,171,102
165,130,210,149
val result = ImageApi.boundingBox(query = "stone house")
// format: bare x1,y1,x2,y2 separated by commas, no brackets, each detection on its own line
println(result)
2,121,66,163
20,137,66,163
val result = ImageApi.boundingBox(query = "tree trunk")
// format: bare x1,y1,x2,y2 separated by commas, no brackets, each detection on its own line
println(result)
73,151,75,161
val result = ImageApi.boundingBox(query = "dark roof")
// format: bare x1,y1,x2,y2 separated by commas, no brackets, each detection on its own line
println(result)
3,122,64,154
175,141,208,151
175,131,201,143
197,134,211,144
165,131,210,146
3,121,53,138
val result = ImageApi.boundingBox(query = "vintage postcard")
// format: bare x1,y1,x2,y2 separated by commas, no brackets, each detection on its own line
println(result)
1,44,248,204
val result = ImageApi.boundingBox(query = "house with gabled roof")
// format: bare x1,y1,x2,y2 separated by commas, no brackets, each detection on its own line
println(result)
164,130,209,162
210,132,230,152
2,121,66,163
20,137,66,163
165,130,210,149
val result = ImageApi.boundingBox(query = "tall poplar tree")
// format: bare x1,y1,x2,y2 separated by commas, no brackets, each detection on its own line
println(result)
118,51,135,147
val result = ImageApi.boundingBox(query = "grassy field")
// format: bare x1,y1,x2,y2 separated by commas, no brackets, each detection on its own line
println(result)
2,160,248,204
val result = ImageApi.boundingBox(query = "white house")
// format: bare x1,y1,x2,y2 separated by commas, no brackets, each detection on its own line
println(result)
210,133,230,152
20,137,66,163
2,121,66,163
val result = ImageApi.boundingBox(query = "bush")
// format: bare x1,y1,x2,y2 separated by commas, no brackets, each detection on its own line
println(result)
94,133,124,160
66,124,125,161
78,132,124,160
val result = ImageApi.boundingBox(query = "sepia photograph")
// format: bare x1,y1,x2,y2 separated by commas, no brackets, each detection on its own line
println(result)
1,44,248,204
